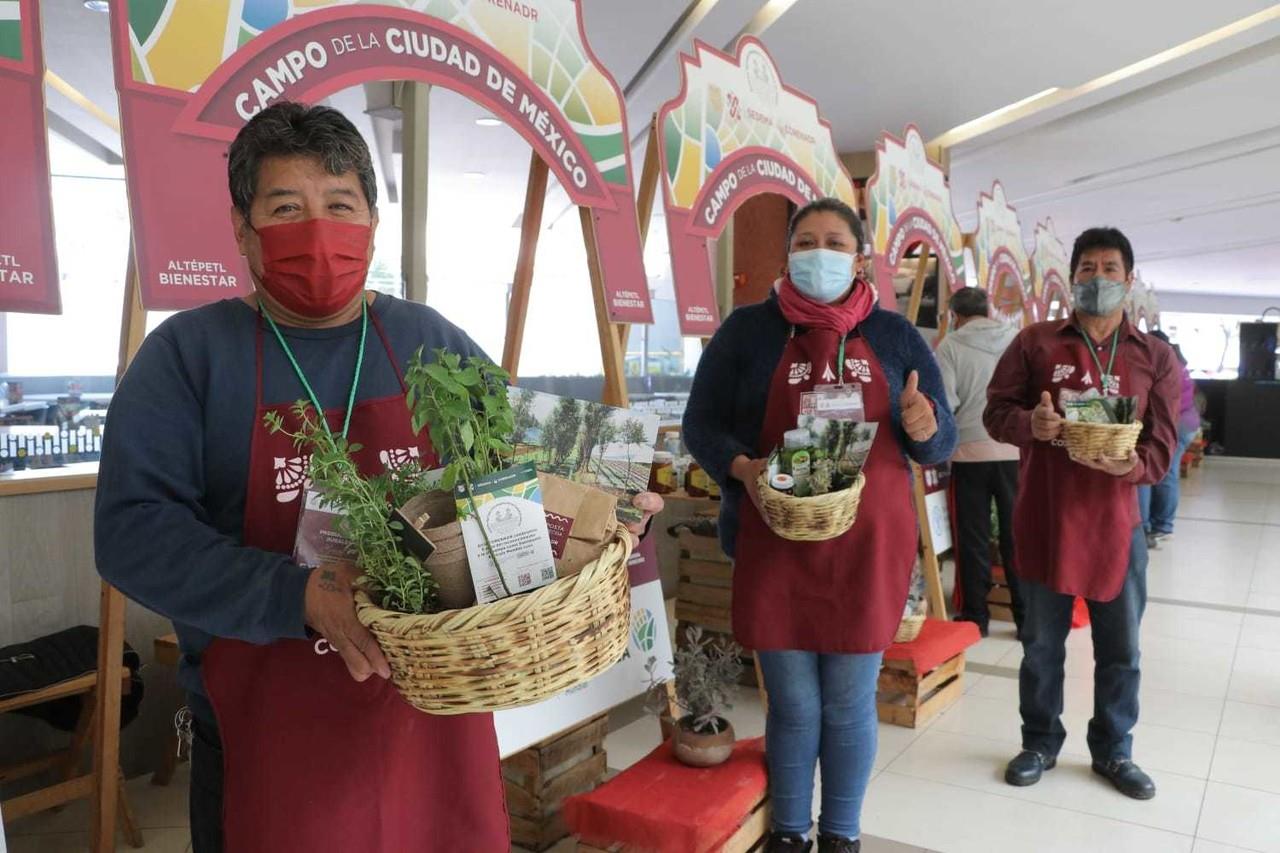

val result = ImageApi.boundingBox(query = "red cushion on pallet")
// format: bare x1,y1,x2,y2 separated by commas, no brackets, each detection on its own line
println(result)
563,737,766,853
883,619,981,674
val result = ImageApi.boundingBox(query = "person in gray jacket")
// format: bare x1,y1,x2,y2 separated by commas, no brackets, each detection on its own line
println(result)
936,288,1024,636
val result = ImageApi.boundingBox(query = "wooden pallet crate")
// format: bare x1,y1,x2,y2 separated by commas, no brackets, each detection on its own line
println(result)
673,529,757,688
877,652,966,729
576,792,770,853
504,714,609,851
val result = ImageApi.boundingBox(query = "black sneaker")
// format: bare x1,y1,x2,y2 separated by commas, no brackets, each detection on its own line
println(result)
765,833,813,852
817,833,861,853
1145,533,1160,550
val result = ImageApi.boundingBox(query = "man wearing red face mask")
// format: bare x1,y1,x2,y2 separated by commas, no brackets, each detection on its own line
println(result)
95,102,661,853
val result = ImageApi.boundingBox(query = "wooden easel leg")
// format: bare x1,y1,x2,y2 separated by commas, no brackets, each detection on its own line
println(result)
906,246,931,327
117,767,144,848
91,582,127,853
501,151,550,379
581,208,629,407
95,248,143,852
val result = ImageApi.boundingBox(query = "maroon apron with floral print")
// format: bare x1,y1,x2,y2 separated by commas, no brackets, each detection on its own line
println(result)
1014,333,1141,601
201,310,509,852
732,327,919,653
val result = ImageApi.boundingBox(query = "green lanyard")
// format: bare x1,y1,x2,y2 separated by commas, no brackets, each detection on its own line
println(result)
1078,326,1120,390
261,300,367,440
837,335,848,386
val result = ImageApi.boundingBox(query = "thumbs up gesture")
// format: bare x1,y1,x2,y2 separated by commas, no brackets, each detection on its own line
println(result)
901,370,937,443
1032,390,1064,442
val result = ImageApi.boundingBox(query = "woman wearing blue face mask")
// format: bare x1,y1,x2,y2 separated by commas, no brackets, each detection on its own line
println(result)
682,198,957,853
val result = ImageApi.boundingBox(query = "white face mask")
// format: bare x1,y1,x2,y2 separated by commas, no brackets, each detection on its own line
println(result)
788,249,855,303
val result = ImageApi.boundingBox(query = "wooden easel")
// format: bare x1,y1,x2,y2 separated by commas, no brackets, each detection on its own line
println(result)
499,147,634,409
86,250,147,852
901,242,949,620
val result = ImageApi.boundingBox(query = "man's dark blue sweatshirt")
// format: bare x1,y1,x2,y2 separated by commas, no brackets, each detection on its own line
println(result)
682,294,957,558
94,294,483,722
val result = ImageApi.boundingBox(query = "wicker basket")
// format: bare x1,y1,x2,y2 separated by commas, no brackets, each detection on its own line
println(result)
894,611,926,644
756,472,867,542
1062,421,1143,460
355,529,632,715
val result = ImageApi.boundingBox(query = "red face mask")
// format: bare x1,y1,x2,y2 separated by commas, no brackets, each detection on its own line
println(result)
254,219,372,318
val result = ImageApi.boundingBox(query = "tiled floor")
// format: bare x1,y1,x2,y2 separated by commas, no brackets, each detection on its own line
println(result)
5,459,1278,851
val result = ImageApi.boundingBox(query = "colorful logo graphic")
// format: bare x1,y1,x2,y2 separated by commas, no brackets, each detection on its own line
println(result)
124,0,629,187
976,182,1031,324
631,608,657,653
1031,217,1071,316
866,126,966,308
0,0,20,62
660,38,854,214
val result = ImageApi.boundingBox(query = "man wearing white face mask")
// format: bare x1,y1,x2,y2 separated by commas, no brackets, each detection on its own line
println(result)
684,198,957,852
985,227,1180,801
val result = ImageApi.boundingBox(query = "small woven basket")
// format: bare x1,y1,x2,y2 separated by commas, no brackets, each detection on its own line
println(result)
355,529,632,715
1062,421,1142,460
756,472,867,542
894,610,926,644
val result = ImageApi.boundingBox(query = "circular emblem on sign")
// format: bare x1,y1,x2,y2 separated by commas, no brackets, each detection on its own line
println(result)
486,501,523,536
742,44,779,106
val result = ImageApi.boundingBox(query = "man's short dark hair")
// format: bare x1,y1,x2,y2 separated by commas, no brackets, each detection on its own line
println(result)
787,197,865,252
950,287,989,318
1070,227,1134,276
227,101,377,219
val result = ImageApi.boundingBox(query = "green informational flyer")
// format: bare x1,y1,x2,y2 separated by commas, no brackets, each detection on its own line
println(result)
455,462,558,604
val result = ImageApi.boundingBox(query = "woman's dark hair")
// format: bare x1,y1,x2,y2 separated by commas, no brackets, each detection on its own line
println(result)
1070,227,1134,276
227,101,377,219
950,287,990,318
786,198,865,252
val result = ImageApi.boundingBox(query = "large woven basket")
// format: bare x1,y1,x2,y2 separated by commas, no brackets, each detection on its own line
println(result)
756,472,867,542
355,529,632,715
1062,421,1142,460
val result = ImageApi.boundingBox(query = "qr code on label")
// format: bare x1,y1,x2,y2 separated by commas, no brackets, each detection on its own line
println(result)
541,567,556,581
518,572,531,587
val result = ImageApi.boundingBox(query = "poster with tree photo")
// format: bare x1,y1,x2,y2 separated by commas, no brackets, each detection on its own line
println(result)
508,389,659,523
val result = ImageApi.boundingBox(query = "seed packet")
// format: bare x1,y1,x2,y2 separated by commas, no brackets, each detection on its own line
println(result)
293,488,355,569
455,462,558,604
794,415,879,490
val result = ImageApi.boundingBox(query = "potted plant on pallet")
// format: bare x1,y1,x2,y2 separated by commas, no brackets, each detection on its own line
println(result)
646,625,744,767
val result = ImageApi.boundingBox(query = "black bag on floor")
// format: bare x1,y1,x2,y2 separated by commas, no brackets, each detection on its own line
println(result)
0,625,144,731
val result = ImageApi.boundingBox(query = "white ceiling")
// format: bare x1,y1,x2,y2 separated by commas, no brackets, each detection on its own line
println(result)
33,0,1280,308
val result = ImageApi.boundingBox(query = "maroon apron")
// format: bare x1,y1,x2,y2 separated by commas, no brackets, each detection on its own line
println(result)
1014,331,1142,601
733,327,919,653
202,309,509,852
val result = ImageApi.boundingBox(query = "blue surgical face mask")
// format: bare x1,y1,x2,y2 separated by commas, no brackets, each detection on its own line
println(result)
788,249,855,303
1072,275,1128,316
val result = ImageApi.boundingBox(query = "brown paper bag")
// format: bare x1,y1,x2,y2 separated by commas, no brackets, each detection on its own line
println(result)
538,473,618,578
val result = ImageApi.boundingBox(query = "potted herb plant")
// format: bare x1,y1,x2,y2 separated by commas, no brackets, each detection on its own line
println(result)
646,625,744,767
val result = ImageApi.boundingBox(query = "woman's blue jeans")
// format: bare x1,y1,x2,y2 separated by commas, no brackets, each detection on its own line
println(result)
756,650,883,839
1138,428,1194,535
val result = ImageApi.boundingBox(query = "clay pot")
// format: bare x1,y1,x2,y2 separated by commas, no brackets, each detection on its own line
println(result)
400,490,476,611
672,716,735,768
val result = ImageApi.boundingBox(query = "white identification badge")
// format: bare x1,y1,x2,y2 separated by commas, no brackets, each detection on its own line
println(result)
800,384,866,423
